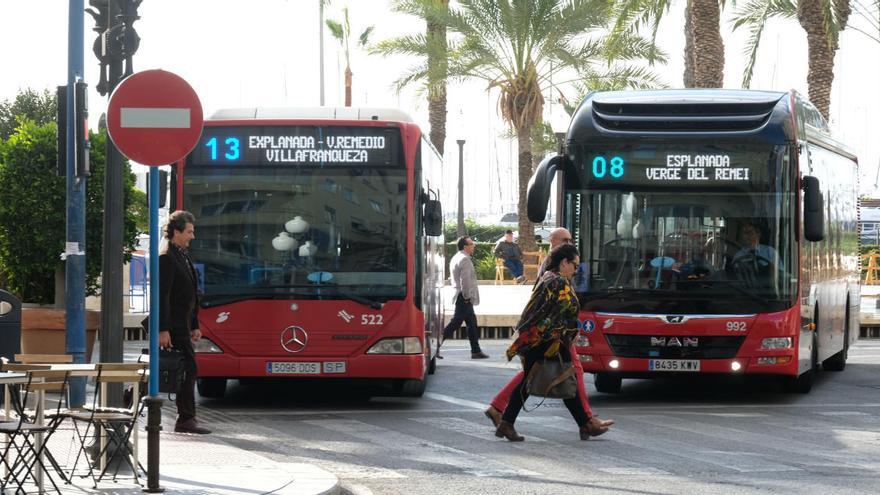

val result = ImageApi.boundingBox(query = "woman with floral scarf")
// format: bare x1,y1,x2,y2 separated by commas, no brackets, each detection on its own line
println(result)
496,244,613,442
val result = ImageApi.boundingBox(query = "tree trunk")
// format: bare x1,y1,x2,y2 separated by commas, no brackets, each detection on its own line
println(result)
516,125,536,252
797,0,851,121
344,66,353,107
426,1,448,156
690,0,724,87
683,0,695,88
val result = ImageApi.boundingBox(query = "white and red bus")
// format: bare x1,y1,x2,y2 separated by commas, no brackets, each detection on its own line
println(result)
169,107,446,398
528,89,859,393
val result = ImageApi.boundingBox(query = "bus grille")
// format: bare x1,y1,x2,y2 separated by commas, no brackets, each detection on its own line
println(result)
592,101,776,133
604,335,746,359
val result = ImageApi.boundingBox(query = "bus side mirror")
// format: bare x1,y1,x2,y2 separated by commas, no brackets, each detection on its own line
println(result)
424,199,443,236
527,154,566,222
802,175,824,242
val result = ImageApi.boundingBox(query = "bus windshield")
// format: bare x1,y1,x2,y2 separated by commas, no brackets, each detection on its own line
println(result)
183,166,407,303
567,146,797,314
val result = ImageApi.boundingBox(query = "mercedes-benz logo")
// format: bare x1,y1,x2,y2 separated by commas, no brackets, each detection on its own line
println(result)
280,326,308,353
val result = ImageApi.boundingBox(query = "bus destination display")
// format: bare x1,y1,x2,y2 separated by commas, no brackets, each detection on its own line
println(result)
580,146,771,187
190,126,401,167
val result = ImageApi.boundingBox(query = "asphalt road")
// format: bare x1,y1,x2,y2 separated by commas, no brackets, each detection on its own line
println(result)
191,339,880,495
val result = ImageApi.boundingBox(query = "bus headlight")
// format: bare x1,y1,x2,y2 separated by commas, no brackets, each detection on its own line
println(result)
367,337,422,355
576,335,591,347
193,338,223,353
761,337,793,350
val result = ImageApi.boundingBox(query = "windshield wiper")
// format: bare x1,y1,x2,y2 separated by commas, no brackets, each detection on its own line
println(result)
582,288,660,301
319,285,386,309
677,279,773,305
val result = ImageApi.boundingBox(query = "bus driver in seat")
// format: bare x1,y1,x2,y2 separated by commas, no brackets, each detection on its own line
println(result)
733,220,782,269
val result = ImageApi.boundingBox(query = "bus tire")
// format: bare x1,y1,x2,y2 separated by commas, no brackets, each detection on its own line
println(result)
785,333,816,393
823,302,849,372
427,355,437,375
197,378,227,399
594,373,622,394
394,378,426,397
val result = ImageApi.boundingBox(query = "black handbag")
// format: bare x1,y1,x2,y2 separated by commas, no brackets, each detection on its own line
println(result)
141,347,187,394
526,353,577,399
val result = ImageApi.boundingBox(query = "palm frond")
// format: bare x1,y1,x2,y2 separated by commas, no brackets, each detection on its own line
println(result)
359,26,375,47
730,0,796,88
325,19,344,42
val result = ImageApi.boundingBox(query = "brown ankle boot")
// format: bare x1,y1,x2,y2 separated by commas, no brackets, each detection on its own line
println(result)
484,406,502,428
495,420,524,442
579,416,613,440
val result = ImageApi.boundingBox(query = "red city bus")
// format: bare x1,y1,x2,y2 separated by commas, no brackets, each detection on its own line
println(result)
169,107,446,398
528,89,859,393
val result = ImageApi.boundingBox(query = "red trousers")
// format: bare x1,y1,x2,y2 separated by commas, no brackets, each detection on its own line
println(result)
491,343,593,417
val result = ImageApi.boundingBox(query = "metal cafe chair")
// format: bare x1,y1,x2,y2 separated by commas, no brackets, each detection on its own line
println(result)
64,363,147,488
0,369,72,495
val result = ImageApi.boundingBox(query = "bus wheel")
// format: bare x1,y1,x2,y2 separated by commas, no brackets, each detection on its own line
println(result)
785,333,816,393
394,378,426,397
197,378,227,399
823,302,849,372
594,373,622,394
427,355,437,375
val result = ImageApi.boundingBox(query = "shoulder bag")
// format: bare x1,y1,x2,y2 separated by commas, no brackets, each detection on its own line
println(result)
140,347,187,395
522,352,577,412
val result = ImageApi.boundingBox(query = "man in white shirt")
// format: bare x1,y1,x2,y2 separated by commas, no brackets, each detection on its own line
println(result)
441,236,488,359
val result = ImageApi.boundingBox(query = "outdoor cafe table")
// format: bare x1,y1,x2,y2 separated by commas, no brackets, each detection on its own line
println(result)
1,364,147,491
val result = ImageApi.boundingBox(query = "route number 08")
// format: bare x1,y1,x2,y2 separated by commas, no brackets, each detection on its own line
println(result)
592,156,625,178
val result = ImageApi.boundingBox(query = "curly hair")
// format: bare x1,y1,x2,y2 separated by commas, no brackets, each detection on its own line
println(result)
164,210,195,239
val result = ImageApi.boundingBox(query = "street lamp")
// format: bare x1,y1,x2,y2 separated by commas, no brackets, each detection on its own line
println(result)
456,137,466,238
549,102,571,226
549,102,570,155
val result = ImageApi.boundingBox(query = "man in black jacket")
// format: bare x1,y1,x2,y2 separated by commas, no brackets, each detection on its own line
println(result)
159,210,211,434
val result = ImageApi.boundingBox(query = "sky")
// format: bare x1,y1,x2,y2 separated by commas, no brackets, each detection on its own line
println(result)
2,0,879,219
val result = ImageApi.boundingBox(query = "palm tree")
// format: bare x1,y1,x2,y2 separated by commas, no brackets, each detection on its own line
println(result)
319,0,331,105
609,0,726,87
326,7,375,107
442,0,663,249
372,0,451,155
731,0,852,120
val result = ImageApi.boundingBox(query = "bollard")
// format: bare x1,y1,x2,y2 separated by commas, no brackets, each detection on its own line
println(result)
143,396,165,493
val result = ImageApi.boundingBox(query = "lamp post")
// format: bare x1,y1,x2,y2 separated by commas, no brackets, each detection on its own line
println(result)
549,103,571,227
456,138,466,237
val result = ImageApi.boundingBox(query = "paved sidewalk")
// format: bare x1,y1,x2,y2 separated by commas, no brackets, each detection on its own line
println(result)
23,342,341,495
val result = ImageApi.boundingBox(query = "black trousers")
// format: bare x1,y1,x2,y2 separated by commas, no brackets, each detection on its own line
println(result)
442,294,481,353
501,343,589,427
172,336,198,422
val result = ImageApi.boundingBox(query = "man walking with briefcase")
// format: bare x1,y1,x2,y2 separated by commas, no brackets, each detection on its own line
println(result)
158,210,211,434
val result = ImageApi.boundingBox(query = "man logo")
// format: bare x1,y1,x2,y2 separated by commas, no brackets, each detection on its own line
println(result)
280,326,308,353
650,337,698,347
666,315,686,324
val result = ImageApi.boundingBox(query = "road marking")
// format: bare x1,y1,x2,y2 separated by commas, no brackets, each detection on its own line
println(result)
424,392,488,410
677,412,769,418
120,107,190,128
629,414,871,470
305,419,541,478
815,411,870,416
599,467,673,476
410,416,548,442
593,417,802,473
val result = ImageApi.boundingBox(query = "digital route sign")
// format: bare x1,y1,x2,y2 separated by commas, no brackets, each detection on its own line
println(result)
576,145,776,188
190,125,402,167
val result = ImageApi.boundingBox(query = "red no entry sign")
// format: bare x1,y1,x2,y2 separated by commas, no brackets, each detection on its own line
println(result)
107,70,203,166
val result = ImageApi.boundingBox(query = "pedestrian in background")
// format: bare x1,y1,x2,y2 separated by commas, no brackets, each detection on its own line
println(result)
159,210,211,434
440,236,489,359
495,244,607,442
494,229,526,284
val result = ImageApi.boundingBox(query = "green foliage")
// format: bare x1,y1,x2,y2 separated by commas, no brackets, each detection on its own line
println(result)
0,88,56,142
443,219,510,243
0,120,140,303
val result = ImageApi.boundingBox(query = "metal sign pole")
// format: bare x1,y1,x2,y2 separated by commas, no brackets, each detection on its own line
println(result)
144,168,164,493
